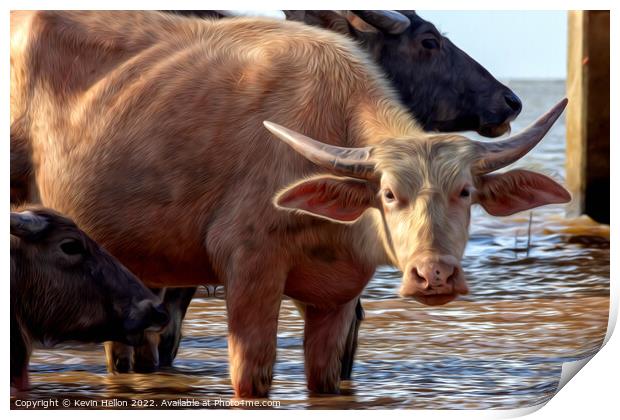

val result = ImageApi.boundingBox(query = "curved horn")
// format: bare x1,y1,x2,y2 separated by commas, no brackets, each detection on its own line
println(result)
10,211,48,238
263,121,376,179
473,98,568,174
351,10,411,34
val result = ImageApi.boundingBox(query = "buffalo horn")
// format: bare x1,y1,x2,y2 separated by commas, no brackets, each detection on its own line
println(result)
263,121,376,179
351,10,411,34
472,98,568,174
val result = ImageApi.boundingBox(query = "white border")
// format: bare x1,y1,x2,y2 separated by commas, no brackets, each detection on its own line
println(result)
3,2,617,418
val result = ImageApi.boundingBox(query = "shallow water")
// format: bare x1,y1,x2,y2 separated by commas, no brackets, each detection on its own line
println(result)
13,80,610,409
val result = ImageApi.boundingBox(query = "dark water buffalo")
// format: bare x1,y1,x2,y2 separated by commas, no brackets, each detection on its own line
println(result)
162,9,524,378
10,207,169,390
11,11,568,397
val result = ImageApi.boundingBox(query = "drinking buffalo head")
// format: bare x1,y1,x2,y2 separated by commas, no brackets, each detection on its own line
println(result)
264,99,570,306
10,208,169,344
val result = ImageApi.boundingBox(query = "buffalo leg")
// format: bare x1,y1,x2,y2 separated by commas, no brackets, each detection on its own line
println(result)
104,342,133,373
304,299,358,394
132,287,165,373
105,335,159,373
226,253,285,398
340,297,364,380
107,287,166,373
11,316,31,390
292,299,307,319
106,287,197,372
158,287,197,367
134,287,196,373
133,332,162,373
297,297,364,381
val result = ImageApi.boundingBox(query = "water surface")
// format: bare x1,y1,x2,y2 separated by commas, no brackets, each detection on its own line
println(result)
14,80,610,409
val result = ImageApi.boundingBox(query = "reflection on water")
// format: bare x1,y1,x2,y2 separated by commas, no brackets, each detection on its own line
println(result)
13,80,610,409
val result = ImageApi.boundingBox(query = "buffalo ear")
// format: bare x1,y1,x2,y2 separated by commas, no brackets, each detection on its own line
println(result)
282,11,382,59
350,11,411,35
275,176,378,223
283,11,379,39
474,169,571,217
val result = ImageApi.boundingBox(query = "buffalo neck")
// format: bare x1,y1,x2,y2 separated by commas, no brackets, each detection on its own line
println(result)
345,86,424,148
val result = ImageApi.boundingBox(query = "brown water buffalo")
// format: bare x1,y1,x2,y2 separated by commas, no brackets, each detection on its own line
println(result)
164,9,524,378
10,207,169,391
10,11,569,397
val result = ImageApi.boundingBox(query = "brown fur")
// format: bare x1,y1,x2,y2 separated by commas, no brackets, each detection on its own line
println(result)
181,10,523,135
157,9,525,378
10,11,568,397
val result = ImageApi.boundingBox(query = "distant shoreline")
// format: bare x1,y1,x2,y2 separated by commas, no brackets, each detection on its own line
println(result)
501,78,566,83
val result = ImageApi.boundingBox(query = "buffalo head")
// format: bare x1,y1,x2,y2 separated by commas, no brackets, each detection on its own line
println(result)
10,208,169,344
264,99,570,306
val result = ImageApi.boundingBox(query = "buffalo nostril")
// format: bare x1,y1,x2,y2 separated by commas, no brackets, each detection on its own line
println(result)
413,268,429,288
504,91,522,113
446,266,460,286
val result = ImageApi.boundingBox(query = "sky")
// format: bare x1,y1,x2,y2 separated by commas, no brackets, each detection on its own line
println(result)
418,11,568,80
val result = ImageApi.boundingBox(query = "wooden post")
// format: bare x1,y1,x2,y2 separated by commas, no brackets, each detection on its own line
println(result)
566,11,610,224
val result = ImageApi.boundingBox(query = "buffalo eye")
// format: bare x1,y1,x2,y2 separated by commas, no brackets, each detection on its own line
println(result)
60,239,86,256
460,187,471,198
383,189,396,202
421,38,440,50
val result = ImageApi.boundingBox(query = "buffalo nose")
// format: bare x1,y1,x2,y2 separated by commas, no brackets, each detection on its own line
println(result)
504,91,522,114
413,261,456,290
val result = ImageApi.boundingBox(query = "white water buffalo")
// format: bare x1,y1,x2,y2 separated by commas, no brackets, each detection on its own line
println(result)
10,11,569,397
10,207,169,391
163,8,524,377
